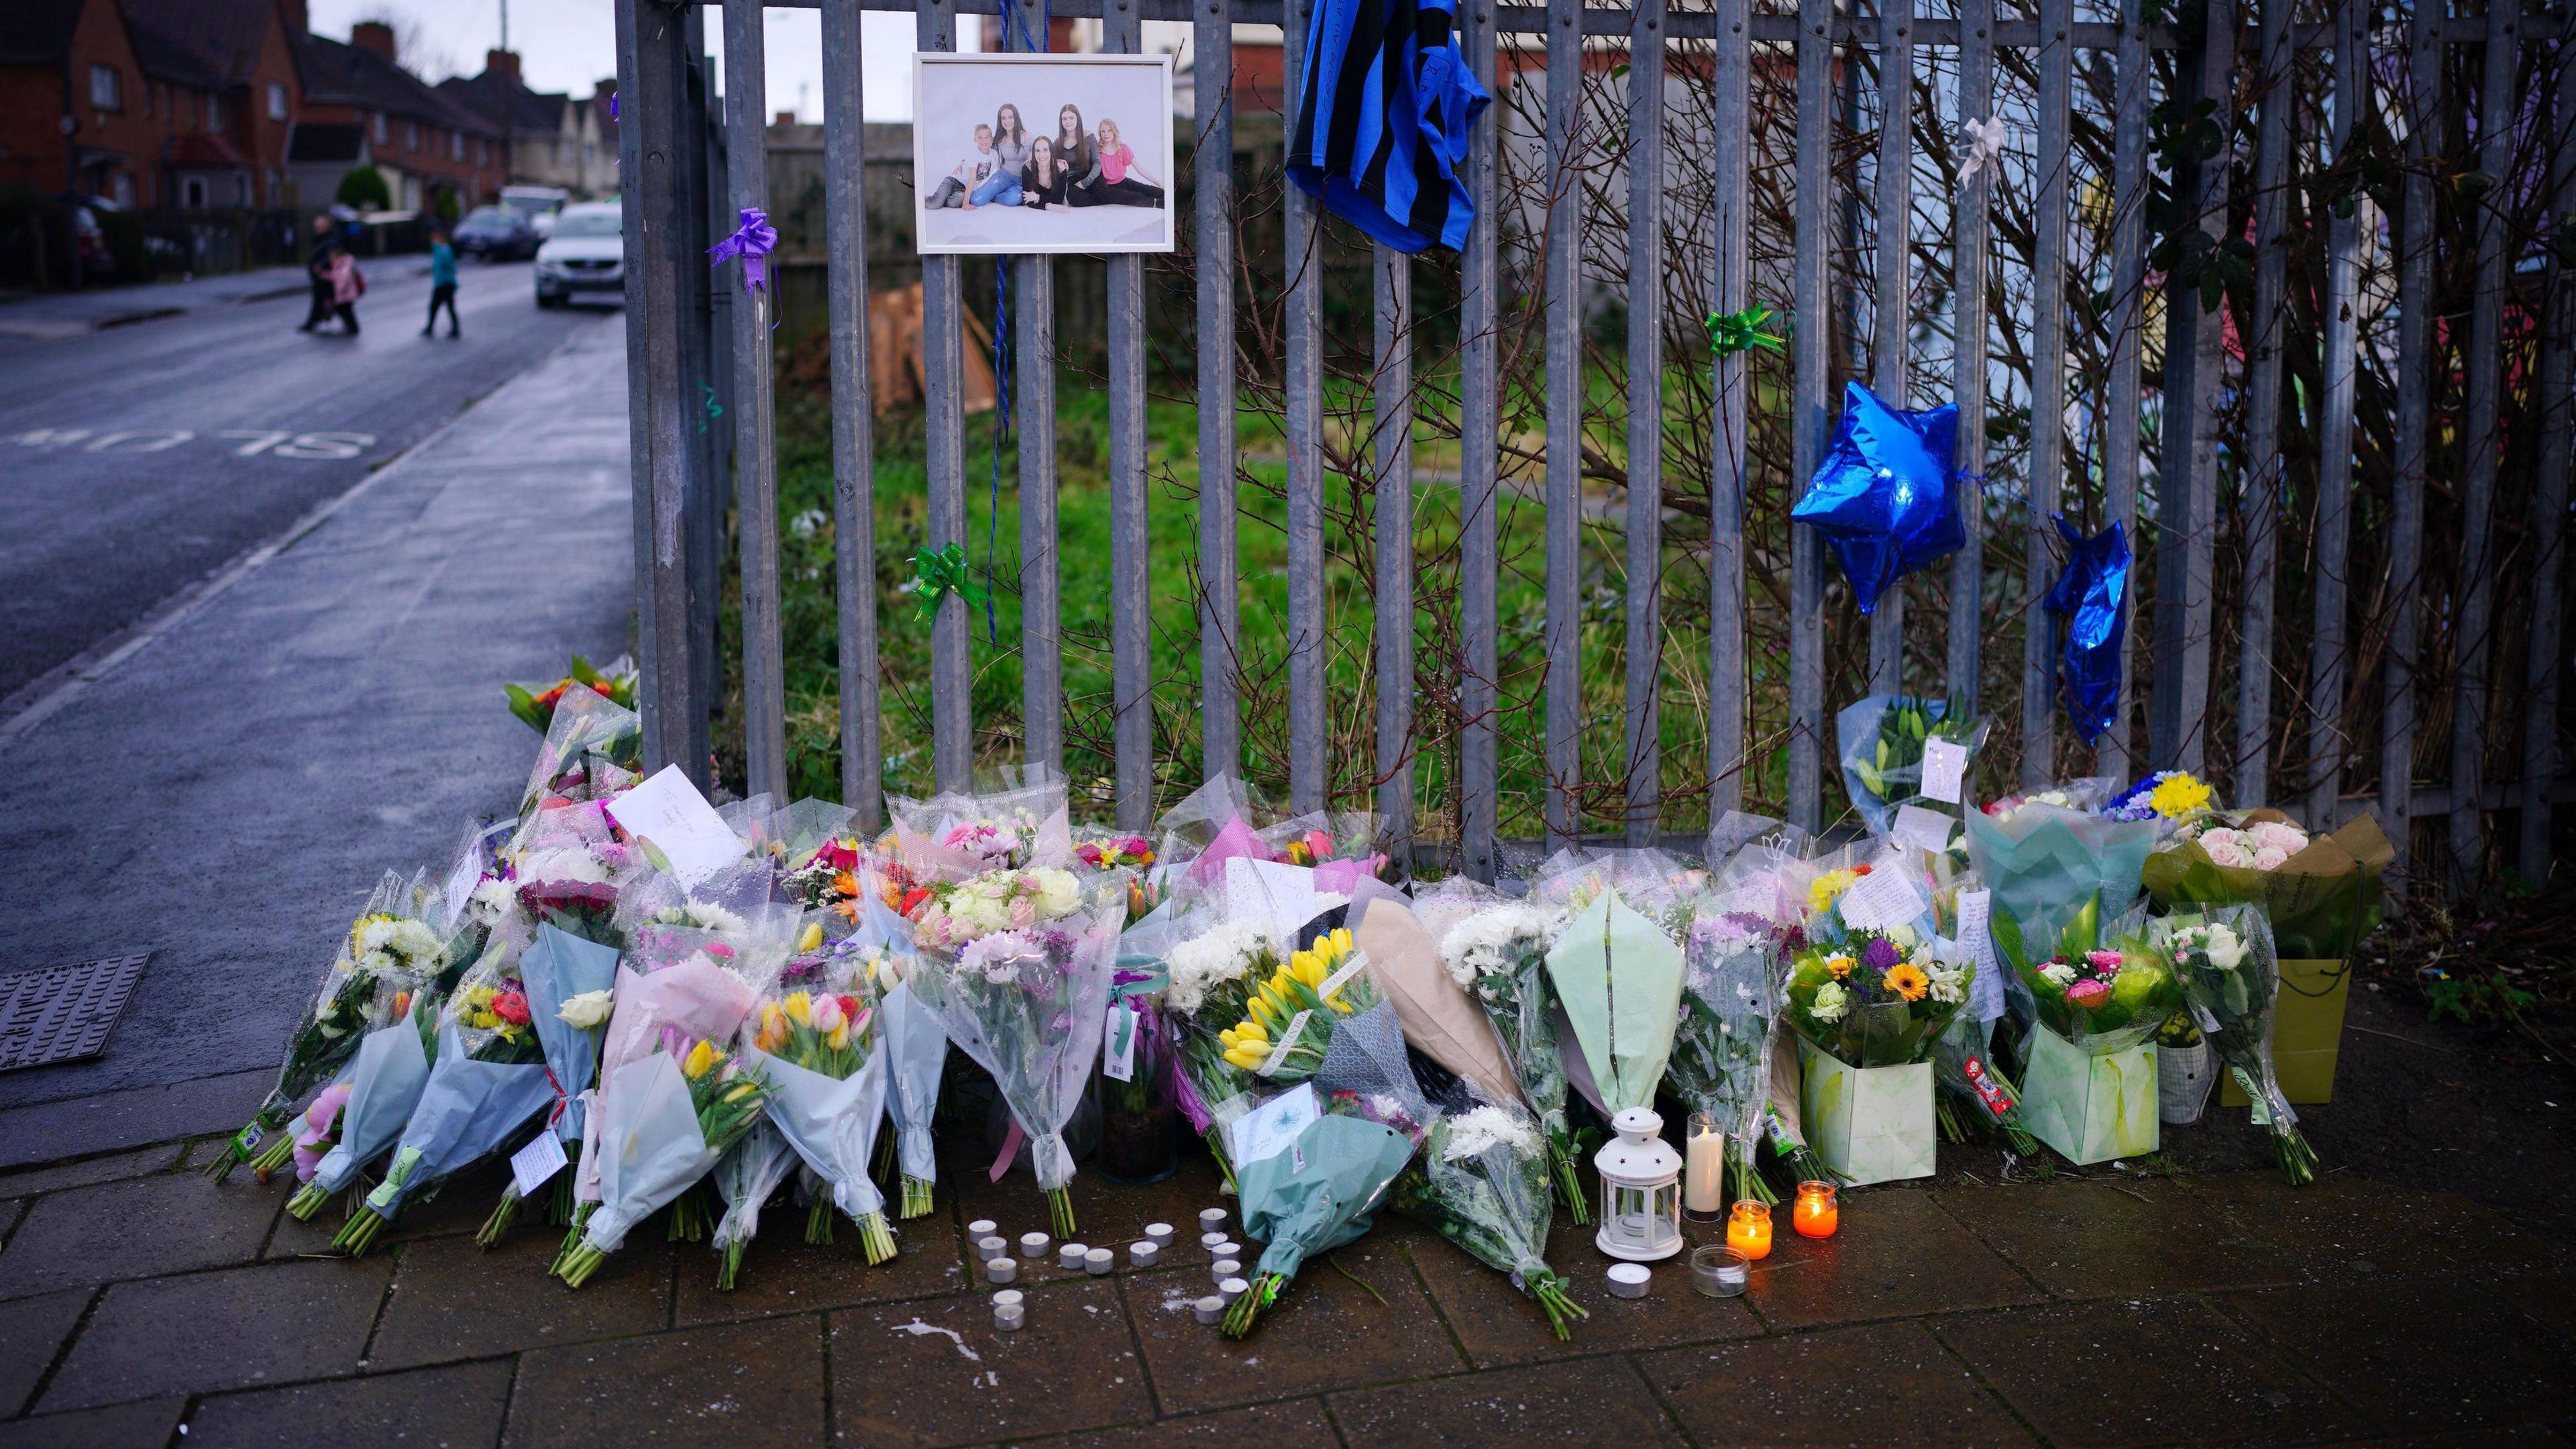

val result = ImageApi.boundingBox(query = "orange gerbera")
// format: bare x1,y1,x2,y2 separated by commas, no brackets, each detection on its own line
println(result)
1882,961,1930,1002
1825,954,1856,979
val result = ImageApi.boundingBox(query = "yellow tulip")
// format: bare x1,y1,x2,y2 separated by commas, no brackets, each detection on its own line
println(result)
796,922,824,953
1289,950,1316,981
1248,998,1279,1032
1332,927,1352,954
826,1022,850,1051
784,992,812,1026
682,1038,720,1080
1224,1044,1267,1069
1232,1017,1268,1042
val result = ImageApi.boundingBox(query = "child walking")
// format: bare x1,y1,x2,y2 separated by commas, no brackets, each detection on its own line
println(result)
423,229,459,338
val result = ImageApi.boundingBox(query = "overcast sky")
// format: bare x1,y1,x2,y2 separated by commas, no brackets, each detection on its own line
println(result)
307,0,932,122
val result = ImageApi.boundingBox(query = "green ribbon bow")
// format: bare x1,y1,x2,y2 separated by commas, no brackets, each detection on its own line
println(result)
909,542,989,623
1706,306,1787,358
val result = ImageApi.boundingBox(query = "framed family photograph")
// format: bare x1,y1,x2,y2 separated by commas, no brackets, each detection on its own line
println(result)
911,51,1178,256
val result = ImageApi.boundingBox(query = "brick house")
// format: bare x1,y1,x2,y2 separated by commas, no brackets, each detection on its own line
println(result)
118,0,305,209
439,52,615,200
0,0,160,206
286,13,499,214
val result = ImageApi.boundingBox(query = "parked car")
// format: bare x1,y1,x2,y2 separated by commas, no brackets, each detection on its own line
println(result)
533,202,623,308
500,184,571,239
452,205,537,262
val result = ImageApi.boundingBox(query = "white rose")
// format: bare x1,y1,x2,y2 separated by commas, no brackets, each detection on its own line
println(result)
1811,981,1849,1024
557,989,614,1029
1884,924,1917,951
1034,868,1082,918
2204,926,2245,971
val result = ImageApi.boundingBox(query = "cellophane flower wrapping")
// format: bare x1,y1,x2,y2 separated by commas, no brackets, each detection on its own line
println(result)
909,890,1125,1232
1668,914,1780,1201
1122,896,1266,1183
1783,867,1971,1069
512,799,643,947
517,684,641,816
1962,795,2156,960
1541,883,1688,1116
2154,904,2318,1184
1992,896,2180,1056
890,777,1077,883
1224,1000,1428,1336
566,1038,773,1275
742,951,894,1258
216,869,452,1179
1836,694,1990,841
709,1122,799,1287
1390,1090,1585,1338
295,988,438,1199
2141,811,2394,961
1151,771,1267,881
1437,899,1585,1219
844,898,945,1217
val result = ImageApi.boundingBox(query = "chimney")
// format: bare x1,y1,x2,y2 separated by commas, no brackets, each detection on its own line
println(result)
775,109,797,127
276,0,309,38
350,21,396,62
485,49,520,82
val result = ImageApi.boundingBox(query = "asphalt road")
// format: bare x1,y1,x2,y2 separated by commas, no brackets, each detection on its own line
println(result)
0,258,606,703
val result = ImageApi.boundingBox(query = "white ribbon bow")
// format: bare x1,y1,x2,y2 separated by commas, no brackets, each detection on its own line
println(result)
1960,116,2009,182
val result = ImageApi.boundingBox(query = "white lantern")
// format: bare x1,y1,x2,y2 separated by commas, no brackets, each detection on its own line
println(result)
1594,1107,1684,1262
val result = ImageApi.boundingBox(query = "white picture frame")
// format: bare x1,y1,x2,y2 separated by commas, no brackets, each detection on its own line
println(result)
911,51,1178,256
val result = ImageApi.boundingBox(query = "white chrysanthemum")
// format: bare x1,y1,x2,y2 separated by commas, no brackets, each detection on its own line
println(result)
1442,1104,1542,1163
520,847,608,885
1925,962,1966,1004
2039,962,2078,987
662,900,745,932
467,877,517,925
1438,905,1569,990
1165,919,1276,1015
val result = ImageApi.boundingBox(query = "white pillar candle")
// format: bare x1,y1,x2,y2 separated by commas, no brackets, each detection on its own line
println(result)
1684,1120,1726,1217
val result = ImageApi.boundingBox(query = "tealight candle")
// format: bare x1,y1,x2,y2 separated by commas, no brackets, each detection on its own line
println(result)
977,1235,1008,1260
1145,1222,1175,1248
1689,1244,1749,1299
1058,1242,1089,1269
1085,1248,1115,1276
1130,1240,1160,1268
1193,1295,1225,1324
1725,1199,1773,1260
1198,1208,1228,1232
966,1218,998,1238
1217,1275,1250,1304
992,1289,1023,1311
1020,1231,1051,1258
985,1256,1018,1284
1211,1257,1241,1284
1605,1263,1652,1299
995,1303,1024,1332
1199,1231,1230,1252
1792,1181,1838,1239
1684,1111,1726,1221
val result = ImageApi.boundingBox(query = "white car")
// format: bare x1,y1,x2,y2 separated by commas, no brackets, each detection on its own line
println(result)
533,202,623,308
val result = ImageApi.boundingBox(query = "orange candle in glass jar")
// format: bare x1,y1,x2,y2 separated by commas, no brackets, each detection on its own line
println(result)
1793,1181,1838,1238
1725,1200,1772,1260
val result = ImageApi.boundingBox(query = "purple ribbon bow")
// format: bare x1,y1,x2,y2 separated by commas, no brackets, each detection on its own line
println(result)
707,207,777,294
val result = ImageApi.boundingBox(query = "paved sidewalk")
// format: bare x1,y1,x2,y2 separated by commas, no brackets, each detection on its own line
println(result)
0,313,633,1127
0,1122,2564,1448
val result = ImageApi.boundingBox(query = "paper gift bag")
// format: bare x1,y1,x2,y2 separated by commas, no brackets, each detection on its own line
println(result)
2020,1025,2159,1165
2220,957,2349,1106
1796,1040,1935,1186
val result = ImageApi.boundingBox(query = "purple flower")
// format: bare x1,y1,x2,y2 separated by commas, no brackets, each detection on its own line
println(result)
1863,937,1900,971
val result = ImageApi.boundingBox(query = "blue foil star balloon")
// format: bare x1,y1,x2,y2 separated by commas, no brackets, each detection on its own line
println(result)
1790,382,1966,614
2043,514,2129,744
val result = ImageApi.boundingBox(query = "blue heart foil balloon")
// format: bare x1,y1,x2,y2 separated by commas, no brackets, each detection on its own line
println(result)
2042,514,2129,744
1790,382,1966,614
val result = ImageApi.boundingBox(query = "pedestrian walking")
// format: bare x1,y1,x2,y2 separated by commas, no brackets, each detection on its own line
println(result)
423,231,460,339
298,214,334,333
327,246,364,335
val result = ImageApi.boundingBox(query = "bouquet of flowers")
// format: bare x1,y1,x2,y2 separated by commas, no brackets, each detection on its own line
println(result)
1837,694,1988,839
558,1034,775,1286
2142,811,2393,963
506,653,638,735
1439,902,1585,1220
517,680,642,816
1077,835,1159,922
1784,869,1971,1069
1222,1000,1428,1338
890,779,1076,881
1390,1093,1587,1339
841,900,946,1219
2102,769,2214,826
1667,912,1780,1203
209,871,454,1181
471,926,622,1244
708,1124,800,1289
1346,888,1521,1109
908,886,1124,1236
333,930,563,1254
512,800,639,946
282,987,438,1218
1210,925,1381,1085
1542,884,1688,1124
1141,902,1285,1190
1963,788,2157,971
1992,895,2179,1048
2155,906,2317,1184
745,975,896,1265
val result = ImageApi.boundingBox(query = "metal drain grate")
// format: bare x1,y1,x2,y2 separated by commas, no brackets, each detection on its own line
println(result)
0,954,151,1072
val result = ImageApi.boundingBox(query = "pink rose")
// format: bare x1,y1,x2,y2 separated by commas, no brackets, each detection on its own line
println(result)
2252,845,2290,871
2065,979,2110,1008
2085,950,2124,975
